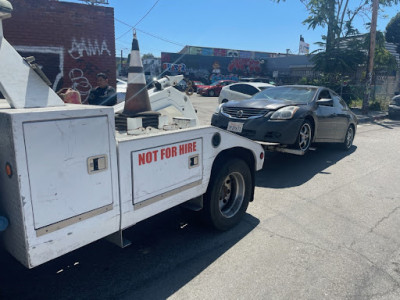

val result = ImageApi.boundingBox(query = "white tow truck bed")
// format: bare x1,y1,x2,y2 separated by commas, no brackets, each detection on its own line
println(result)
0,102,264,268
0,3,264,268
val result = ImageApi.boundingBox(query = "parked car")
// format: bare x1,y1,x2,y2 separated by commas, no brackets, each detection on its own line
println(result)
218,82,275,104
211,85,358,153
388,92,400,119
197,80,237,97
191,80,205,92
239,77,272,83
116,78,128,103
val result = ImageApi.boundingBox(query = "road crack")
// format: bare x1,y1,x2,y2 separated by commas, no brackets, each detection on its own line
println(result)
369,205,400,233
258,226,335,253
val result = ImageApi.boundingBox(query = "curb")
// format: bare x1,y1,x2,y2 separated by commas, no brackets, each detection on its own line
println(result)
356,113,388,124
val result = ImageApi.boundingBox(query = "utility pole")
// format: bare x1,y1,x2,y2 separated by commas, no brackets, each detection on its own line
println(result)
120,49,123,76
362,0,379,115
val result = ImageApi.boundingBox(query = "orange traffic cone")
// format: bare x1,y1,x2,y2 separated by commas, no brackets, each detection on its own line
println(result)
123,31,152,116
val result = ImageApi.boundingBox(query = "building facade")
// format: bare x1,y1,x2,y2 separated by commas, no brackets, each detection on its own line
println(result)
3,0,116,102
162,45,295,84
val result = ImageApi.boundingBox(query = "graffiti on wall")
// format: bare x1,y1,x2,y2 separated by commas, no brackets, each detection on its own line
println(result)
162,63,187,73
161,52,267,84
186,46,272,59
227,50,239,57
209,74,239,83
68,38,111,60
14,45,95,102
69,68,92,101
228,58,261,74
14,46,64,91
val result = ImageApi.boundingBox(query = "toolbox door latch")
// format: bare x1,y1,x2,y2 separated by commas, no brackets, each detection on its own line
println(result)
87,155,108,174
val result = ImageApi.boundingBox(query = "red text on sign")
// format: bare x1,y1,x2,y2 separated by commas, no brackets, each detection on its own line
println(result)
138,150,158,165
179,141,196,155
138,141,198,165
161,146,177,160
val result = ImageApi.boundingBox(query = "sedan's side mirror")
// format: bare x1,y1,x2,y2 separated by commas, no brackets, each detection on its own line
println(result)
317,98,333,106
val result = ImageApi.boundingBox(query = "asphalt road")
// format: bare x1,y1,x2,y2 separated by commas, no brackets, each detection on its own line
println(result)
1,94,400,299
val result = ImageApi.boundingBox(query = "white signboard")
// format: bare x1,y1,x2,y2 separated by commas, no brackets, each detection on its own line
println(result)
299,41,310,55
132,138,203,204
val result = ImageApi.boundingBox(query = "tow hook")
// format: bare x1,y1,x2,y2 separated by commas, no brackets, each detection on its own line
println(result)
0,216,9,231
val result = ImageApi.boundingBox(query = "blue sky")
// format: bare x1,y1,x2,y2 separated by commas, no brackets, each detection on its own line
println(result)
64,0,400,57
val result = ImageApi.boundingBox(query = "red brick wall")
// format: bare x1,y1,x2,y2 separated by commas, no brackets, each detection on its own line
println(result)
3,0,116,102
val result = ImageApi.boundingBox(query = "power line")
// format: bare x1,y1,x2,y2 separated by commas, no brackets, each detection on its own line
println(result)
115,19,184,47
116,26,133,40
115,0,160,40
132,0,160,28
135,28,184,47
116,40,166,55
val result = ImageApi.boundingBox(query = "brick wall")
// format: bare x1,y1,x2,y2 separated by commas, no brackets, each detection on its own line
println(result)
3,0,116,102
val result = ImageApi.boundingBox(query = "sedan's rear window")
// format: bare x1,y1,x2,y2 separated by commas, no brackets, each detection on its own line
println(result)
230,84,259,95
258,86,272,91
253,86,317,103
392,98,400,106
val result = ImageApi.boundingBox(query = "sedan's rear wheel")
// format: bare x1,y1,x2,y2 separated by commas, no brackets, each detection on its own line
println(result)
208,90,215,97
296,120,312,152
342,125,354,151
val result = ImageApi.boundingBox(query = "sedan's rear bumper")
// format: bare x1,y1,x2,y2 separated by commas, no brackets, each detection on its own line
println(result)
198,89,210,96
211,113,303,145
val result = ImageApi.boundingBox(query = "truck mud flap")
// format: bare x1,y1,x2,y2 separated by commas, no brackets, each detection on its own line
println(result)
106,230,132,248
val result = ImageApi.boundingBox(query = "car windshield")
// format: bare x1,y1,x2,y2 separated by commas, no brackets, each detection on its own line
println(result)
210,81,221,86
252,86,318,103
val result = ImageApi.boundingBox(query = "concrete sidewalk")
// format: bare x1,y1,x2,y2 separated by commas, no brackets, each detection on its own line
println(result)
350,107,388,124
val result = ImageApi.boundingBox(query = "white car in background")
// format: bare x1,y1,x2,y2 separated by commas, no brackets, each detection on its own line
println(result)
116,78,128,103
218,82,275,104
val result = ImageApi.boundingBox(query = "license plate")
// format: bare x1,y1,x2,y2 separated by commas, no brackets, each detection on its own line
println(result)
227,121,243,133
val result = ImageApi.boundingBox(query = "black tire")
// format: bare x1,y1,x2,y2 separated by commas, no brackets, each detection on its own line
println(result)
203,158,252,231
295,120,312,152
342,125,354,151
208,90,215,97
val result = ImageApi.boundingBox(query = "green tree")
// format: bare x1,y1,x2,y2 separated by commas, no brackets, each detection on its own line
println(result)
311,35,365,74
142,53,155,59
274,0,399,53
365,31,398,73
385,12,400,53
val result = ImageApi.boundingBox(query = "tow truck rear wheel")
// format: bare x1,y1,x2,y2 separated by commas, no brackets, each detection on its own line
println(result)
203,158,251,231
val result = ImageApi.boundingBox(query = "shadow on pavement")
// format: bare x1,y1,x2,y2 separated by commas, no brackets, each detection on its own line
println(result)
371,119,400,129
0,207,259,300
256,144,357,189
